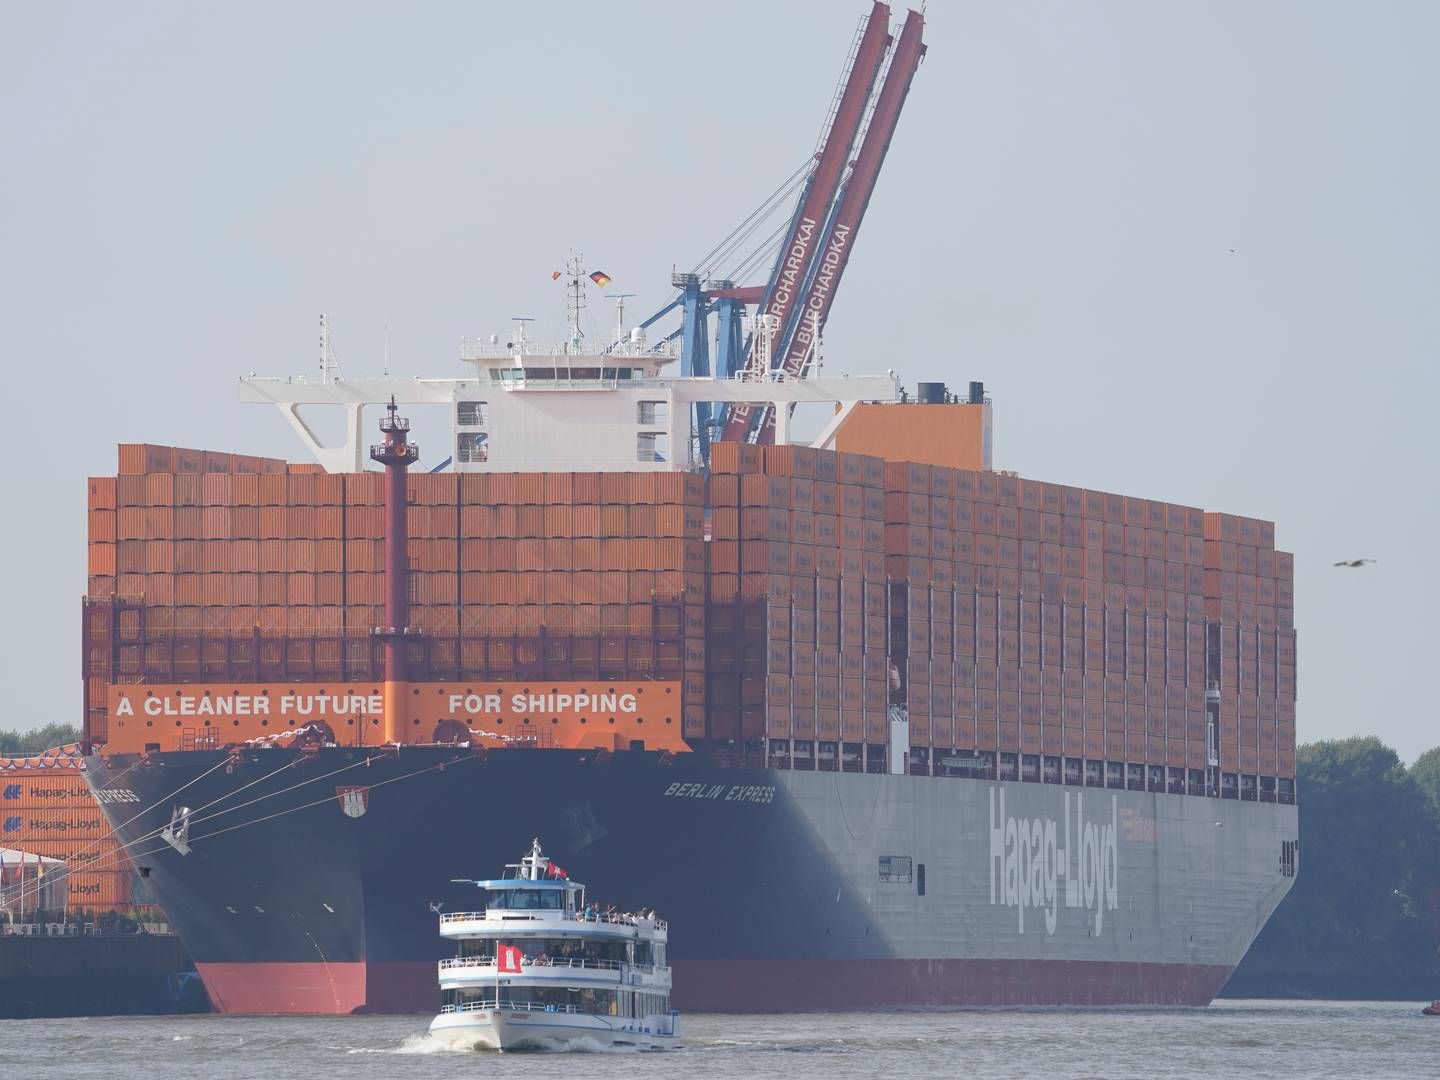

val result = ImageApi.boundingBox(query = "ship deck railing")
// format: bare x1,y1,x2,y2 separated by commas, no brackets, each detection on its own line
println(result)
441,999,588,1016
0,921,175,938
440,955,627,973
440,910,668,932
441,999,680,1034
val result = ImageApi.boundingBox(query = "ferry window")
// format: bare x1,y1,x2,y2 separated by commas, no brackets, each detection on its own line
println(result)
916,863,926,896
456,400,488,426
637,432,669,463
457,432,488,463
878,855,913,884
488,888,562,910
637,400,668,425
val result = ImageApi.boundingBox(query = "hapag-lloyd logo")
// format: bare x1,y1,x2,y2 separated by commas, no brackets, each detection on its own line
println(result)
988,787,1119,935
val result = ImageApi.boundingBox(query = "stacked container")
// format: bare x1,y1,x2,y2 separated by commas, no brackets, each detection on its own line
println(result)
706,442,889,769
83,441,1295,793
0,755,136,915
1202,513,1297,786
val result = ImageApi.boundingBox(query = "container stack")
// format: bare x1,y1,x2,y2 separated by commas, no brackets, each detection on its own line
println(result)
450,471,706,638
1202,513,1298,786
0,749,135,917
859,461,1295,793
83,441,1295,791
706,442,890,768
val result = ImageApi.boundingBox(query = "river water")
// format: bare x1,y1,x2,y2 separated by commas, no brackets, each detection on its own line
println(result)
2,1001,1434,1078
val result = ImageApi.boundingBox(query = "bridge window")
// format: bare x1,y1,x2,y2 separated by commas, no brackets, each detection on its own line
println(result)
637,433,669,463
457,400,488,426
457,432,488,463
637,400,668,425
878,855,913,884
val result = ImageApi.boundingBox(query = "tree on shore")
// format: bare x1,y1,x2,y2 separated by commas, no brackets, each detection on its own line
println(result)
0,724,82,756
1412,747,1440,817
1244,736,1440,978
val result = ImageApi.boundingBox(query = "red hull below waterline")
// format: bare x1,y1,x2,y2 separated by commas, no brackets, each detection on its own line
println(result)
194,957,1232,1015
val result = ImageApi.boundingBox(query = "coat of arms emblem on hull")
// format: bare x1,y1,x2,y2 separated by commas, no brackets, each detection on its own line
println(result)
336,786,369,818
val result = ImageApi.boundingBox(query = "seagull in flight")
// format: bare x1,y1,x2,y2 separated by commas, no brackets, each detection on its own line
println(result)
1333,558,1377,568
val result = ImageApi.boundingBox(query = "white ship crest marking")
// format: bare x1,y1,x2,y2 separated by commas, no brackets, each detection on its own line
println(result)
988,787,1119,935
337,786,369,818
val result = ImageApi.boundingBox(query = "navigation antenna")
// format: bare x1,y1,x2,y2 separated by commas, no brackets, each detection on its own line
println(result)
564,251,587,355
509,316,535,359
318,314,345,384
611,293,635,350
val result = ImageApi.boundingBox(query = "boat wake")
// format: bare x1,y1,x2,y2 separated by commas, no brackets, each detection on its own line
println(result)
393,1032,638,1054
392,1033,474,1055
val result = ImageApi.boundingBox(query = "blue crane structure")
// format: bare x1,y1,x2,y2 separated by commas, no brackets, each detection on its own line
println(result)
640,2,926,460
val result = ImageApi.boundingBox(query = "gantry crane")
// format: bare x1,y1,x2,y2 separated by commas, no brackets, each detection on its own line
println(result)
641,3,925,456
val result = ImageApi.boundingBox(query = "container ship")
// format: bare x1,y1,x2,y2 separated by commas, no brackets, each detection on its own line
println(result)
79,3,1298,1014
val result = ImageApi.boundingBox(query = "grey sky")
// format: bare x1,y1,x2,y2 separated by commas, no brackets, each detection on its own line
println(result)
2,2,1435,760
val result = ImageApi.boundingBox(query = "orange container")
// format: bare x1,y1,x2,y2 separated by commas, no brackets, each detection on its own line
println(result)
87,543,117,576
408,472,458,506
143,475,174,509
596,506,625,538
87,477,118,511
710,441,762,474
763,444,817,479
345,472,383,506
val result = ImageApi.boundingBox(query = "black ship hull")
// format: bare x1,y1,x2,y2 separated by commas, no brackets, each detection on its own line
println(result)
86,745,1294,1013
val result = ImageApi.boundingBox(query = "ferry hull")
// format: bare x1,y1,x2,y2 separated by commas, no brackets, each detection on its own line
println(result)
87,747,1296,1014
429,1008,679,1050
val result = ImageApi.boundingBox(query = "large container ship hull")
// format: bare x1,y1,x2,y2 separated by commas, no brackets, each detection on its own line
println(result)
87,747,1295,1013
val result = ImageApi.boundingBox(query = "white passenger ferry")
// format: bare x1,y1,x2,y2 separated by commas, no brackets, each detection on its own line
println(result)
428,839,680,1050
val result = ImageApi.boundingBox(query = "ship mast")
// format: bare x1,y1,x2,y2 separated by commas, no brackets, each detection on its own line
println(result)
564,251,587,355
370,397,419,744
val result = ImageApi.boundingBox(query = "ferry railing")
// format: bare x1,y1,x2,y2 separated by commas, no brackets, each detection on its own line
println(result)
441,999,679,1034
440,910,668,932
439,912,487,924
441,999,587,1015
440,956,626,973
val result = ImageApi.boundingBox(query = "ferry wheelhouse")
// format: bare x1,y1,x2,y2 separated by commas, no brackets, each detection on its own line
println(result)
429,839,679,1050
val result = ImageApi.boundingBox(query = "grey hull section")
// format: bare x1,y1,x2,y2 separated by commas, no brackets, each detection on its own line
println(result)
779,771,1296,973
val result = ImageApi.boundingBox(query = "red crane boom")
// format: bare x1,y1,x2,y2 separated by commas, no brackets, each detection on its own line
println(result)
719,2,894,444
752,7,926,444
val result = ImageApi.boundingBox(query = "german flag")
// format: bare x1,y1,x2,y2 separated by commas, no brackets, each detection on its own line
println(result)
589,270,612,287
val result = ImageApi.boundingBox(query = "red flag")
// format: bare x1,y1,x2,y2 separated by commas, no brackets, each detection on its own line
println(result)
550,270,562,280
550,863,568,880
497,943,523,973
